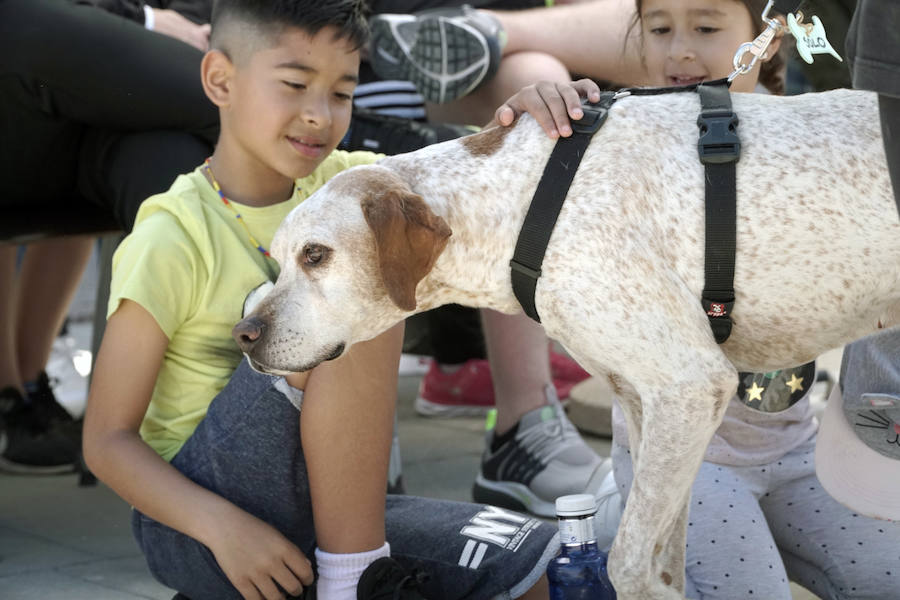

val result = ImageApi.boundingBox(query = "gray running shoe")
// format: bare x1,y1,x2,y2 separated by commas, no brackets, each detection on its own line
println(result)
370,5,505,104
472,385,611,518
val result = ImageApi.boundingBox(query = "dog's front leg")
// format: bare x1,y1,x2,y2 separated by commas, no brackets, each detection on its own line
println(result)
608,350,736,599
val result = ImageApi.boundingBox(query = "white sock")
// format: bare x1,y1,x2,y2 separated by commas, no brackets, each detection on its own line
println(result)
315,542,390,600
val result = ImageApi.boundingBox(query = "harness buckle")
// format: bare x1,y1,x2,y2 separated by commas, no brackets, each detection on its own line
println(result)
697,111,741,164
701,295,735,344
571,105,609,135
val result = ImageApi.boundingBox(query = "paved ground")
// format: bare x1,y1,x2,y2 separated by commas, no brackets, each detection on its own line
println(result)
0,252,821,599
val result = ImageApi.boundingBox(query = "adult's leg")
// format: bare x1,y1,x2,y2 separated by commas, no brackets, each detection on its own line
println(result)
0,0,216,139
0,246,18,390
490,0,645,85
482,310,553,433
15,237,94,382
78,129,214,231
427,50,570,126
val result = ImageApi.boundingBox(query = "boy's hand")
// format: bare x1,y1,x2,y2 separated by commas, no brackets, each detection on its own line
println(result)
209,508,313,600
491,78,602,140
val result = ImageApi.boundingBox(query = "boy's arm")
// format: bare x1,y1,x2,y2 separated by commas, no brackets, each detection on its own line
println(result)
488,78,603,139
84,299,313,599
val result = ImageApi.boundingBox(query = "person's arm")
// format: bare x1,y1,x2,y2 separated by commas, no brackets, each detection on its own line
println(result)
495,0,646,87
84,300,313,599
488,78,602,139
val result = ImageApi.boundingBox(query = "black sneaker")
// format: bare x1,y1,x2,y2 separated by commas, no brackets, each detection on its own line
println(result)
341,107,476,156
0,386,79,475
370,5,505,104
357,557,430,600
26,370,77,430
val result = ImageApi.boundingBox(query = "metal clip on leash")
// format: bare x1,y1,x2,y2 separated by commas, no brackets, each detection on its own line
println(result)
728,0,784,83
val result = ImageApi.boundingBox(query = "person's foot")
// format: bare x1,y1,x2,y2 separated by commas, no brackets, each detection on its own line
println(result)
25,370,78,430
414,352,588,418
415,358,496,417
370,5,505,104
0,386,80,475
472,386,611,517
340,106,476,155
357,557,429,600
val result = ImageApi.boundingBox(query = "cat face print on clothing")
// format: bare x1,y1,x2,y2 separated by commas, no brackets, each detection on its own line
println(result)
815,385,900,522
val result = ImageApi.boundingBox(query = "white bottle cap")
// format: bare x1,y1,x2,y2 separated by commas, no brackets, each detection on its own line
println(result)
555,494,597,517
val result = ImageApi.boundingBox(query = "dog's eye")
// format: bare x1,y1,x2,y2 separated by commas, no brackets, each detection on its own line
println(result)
301,244,327,266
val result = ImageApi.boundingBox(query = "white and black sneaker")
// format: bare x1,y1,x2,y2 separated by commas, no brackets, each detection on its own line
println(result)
472,386,611,518
370,5,505,104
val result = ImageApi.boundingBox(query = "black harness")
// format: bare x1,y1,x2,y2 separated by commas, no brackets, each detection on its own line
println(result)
510,79,740,343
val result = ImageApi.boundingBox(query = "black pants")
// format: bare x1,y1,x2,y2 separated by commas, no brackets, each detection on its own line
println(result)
0,0,218,231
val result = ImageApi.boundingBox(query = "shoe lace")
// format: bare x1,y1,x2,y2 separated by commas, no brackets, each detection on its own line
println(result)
391,569,429,600
515,411,582,464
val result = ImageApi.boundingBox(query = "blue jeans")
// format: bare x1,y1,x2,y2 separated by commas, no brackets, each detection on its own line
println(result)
131,360,557,600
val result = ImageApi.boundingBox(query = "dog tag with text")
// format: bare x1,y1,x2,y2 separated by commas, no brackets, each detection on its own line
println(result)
787,12,843,64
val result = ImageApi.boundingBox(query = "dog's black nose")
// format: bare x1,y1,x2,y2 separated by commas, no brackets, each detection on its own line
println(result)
233,316,266,352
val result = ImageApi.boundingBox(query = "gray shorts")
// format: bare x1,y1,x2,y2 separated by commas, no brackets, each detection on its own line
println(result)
131,360,557,600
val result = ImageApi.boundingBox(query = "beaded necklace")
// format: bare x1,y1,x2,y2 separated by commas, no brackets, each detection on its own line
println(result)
204,158,298,259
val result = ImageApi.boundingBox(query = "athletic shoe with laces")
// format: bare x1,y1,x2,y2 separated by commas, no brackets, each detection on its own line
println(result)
415,358,495,417
472,386,611,517
370,5,505,104
356,556,430,600
340,106,476,156
25,371,78,430
0,386,80,474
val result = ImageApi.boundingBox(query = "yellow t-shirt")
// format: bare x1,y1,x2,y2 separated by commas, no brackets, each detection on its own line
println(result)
108,150,380,461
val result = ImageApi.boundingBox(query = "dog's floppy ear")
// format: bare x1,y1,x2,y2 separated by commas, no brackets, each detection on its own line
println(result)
362,189,451,311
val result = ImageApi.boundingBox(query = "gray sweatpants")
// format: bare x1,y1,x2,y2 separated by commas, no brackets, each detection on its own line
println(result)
611,438,900,600
131,359,558,600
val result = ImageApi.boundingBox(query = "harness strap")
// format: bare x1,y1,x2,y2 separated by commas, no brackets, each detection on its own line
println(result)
510,92,616,322
697,81,741,343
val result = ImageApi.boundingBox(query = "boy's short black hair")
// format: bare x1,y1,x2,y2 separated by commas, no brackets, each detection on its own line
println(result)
210,0,369,61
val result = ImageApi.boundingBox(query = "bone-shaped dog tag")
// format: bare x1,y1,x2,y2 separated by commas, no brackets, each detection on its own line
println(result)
788,12,842,64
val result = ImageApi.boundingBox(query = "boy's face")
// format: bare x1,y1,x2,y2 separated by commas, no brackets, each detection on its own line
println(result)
225,26,360,179
640,0,764,94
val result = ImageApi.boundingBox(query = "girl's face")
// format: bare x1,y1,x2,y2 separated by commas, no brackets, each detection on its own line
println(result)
640,0,776,93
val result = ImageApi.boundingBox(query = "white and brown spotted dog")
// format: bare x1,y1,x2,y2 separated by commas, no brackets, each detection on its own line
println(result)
233,89,897,599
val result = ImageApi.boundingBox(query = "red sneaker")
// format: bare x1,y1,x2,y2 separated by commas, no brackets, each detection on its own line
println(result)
549,349,591,384
415,358,495,417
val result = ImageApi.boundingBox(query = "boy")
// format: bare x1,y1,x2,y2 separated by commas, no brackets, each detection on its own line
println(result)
83,1,596,598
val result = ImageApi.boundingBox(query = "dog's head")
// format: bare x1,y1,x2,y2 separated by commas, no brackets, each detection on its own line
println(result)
233,165,451,374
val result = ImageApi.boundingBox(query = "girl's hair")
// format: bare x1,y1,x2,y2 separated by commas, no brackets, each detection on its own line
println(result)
632,0,787,95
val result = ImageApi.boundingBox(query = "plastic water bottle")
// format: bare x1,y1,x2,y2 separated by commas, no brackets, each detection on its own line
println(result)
547,494,616,600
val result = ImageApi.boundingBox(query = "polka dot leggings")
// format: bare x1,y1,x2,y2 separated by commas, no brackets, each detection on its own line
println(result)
611,436,900,599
